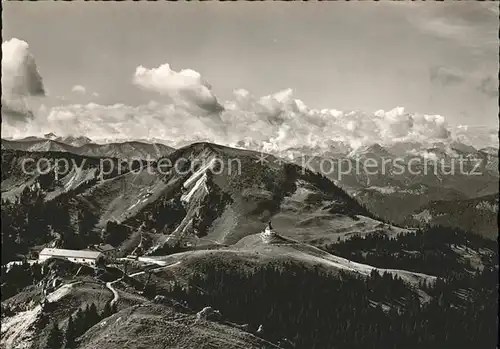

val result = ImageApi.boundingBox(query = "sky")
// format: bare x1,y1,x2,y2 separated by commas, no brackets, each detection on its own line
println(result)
1,1,499,149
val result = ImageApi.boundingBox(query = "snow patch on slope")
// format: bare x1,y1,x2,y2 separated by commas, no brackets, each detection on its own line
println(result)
181,173,209,204
183,158,216,189
179,157,216,204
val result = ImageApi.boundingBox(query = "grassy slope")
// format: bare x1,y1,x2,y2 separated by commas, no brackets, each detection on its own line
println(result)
145,230,436,292
78,304,279,349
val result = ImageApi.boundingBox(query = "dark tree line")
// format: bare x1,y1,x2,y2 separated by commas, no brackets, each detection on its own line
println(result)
1,184,100,263
1,261,43,301
102,220,131,247
2,185,48,262
324,226,498,277
165,259,497,349
124,191,186,236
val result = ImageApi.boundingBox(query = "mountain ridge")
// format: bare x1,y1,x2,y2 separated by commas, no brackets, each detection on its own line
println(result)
2,138,175,160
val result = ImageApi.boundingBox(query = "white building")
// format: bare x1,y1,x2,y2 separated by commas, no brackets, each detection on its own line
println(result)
38,248,104,266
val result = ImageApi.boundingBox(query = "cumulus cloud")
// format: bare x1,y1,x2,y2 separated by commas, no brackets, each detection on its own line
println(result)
454,125,499,149
2,43,492,151
133,63,224,113
71,85,87,94
6,86,479,152
0,98,34,123
0,54,490,150
220,89,453,152
2,38,45,97
2,38,45,122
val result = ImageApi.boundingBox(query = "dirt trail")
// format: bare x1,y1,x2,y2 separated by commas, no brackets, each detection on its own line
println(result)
1,260,181,348
1,283,77,349
105,280,120,306
104,260,181,306
128,261,182,278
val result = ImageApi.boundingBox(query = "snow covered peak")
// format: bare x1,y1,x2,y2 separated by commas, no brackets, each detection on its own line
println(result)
348,143,391,159
42,133,92,147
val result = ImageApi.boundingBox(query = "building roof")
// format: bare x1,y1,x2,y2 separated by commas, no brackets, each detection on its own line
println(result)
87,244,115,253
39,248,102,259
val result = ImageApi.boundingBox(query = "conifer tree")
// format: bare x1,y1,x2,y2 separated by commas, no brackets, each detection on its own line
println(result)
101,301,112,319
87,303,99,328
73,308,85,337
46,321,63,349
64,315,75,348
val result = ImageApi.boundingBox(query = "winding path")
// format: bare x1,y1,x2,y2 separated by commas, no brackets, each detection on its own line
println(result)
128,261,182,278
105,260,181,306
105,280,120,306
2,259,181,348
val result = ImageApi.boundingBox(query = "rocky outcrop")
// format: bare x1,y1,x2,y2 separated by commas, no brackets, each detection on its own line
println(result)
196,306,222,321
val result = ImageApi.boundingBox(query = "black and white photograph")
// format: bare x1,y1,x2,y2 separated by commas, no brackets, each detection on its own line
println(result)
1,1,498,348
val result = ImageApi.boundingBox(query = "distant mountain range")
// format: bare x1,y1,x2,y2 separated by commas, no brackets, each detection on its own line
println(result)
1,135,175,160
1,136,498,239
3,134,497,164
282,141,498,237
43,133,93,147
1,142,409,252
